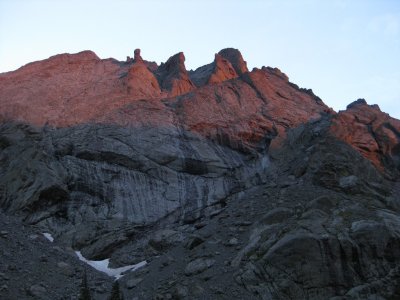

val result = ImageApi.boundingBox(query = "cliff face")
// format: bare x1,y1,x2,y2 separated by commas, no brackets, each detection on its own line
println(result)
0,49,400,300
330,99,400,175
0,48,329,148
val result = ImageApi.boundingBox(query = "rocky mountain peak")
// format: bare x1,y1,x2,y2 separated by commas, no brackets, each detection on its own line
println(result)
156,52,194,96
0,50,100,78
50,50,100,63
218,48,248,75
207,53,238,84
159,52,186,73
125,51,161,98
133,48,143,63
346,98,381,112
189,53,239,86
262,66,289,81
347,98,368,108
330,98,399,175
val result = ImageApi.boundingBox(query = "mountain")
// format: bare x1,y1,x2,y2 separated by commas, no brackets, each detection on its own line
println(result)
0,49,399,300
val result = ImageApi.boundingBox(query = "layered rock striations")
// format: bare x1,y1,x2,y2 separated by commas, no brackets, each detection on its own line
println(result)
0,48,400,300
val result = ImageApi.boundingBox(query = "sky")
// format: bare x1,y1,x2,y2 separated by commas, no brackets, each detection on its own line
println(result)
0,0,399,118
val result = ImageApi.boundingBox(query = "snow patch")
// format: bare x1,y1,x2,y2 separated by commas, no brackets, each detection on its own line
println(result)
42,232,54,242
75,251,146,279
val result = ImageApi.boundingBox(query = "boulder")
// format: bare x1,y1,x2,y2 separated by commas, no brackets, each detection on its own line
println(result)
185,258,215,276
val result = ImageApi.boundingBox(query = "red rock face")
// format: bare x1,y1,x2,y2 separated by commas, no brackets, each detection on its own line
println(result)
218,48,248,75
189,53,239,86
330,99,400,174
0,48,329,149
2,48,398,171
207,54,238,84
155,52,195,97
173,66,330,151
5,49,400,170
0,51,130,126
125,57,161,99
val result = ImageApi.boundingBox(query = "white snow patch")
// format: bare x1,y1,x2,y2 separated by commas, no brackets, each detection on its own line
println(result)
75,251,146,279
42,232,54,242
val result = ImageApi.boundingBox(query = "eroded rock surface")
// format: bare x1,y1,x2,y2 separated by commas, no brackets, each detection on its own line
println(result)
0,48,329,151
330,99,400,177
0,49,400,299
0,122,269,260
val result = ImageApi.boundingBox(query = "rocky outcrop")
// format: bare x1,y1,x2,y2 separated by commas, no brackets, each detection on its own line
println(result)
105,117,399,300
330,99,400,177
0,122,269,260
233,118,399,300
133,48,143,62
218,48,249,75
208,54,238,84
125,50,161,98
190,53,238,86
0,49,330,154
156,52,195,97
0,211,113,300
0,51,130,126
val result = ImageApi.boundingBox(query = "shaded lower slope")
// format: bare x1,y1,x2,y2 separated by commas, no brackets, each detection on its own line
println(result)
116,116,400,299
1,115,400,299
0,122,269,261
0,211,112,300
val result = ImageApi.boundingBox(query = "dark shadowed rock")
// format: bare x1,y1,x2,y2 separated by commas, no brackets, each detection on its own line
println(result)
27,284,47,298
57,262,75,277
185,258,215,275
133,48,143,62
125,277,143,289
185,235,205,250
148,229,185,251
